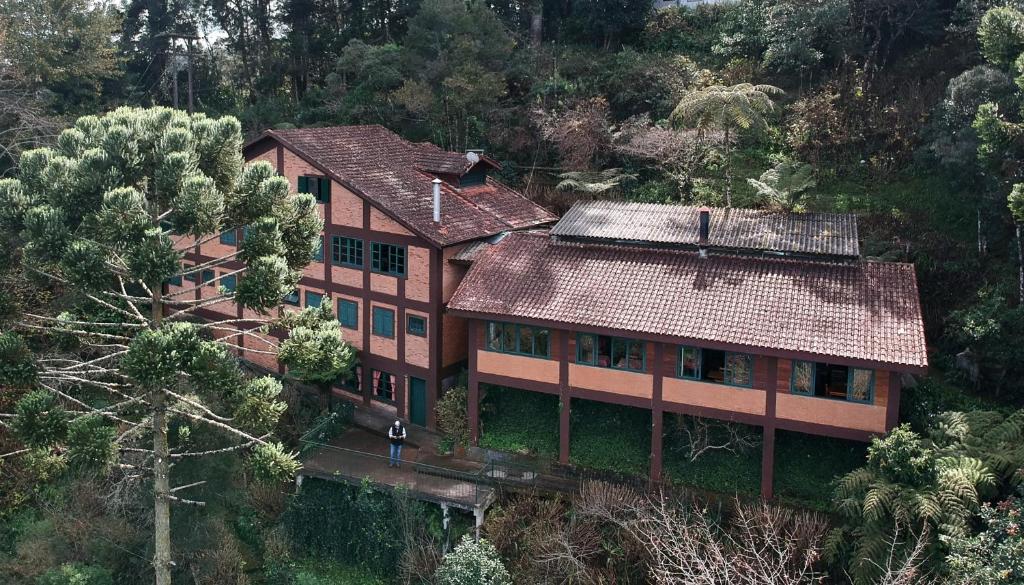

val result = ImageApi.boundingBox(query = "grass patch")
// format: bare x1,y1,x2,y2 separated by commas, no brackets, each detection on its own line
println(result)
569,399,651,476
289,557,386,585
662,415,761,496
479,385,560,457
774,430,868,511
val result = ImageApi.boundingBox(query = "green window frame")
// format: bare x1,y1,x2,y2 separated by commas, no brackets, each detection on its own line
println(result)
298,175,330,203
331,236,363,268
372,369,396,403
370,242,406,277
724,353,754,387
790,361,815,396
485,322,550,358
847,368,875,404
219,229,237,246
283,290,300,306
338,299,358,330
305,291,323,308
576,333,645,372
407,315,427,337
678,346,701,379
201,269,215,287
220,274,237,293
313,236,324,262
372,307,395,338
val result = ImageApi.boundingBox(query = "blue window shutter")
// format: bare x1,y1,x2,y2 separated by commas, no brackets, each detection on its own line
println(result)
298,176,309,193
320,178,331,202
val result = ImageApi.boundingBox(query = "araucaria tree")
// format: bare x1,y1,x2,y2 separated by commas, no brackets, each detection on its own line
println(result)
0,107,346,585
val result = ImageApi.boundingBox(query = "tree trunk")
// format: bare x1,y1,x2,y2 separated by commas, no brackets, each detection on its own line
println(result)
1017,222,1023,304
151,286,172,585
724,126,732,208
530,13,543,47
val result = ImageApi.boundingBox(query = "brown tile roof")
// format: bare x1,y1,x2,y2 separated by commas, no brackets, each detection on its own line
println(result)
551,201,860,258
448,232,927,370
450,240,493,264
253,126,555,246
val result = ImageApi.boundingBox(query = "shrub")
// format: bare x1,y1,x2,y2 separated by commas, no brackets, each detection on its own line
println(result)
435,536,511,585
436,386,470,452
35,563,113,585
479,386,558,457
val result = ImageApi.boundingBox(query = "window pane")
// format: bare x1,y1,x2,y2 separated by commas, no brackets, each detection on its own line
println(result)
408,316,426,336
220,230,236,245
283,290,299,305
501,323,515,353
487,322,502,351
611,338,628,369
202,270,215,286
534,329,550,357
338,300,358,329
792,361,814,395
221,274,237,292
518,326,534,355
681,347,700,378
628,341,644,371
725,354,753,386
596,336,612,367
313,237,323,262
577,334,595,364
305,292,322,308
849,369,873,402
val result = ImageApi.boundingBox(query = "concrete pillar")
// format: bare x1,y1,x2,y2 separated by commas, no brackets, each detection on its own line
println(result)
441,503,451,553
294,474,304,493
473,506,485,541
650,409,663,483
559,395,571,465
468,320,480,445
761,425,775,500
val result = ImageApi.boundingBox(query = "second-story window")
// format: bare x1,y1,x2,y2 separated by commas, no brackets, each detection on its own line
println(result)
338,299,358,330
332,236,363,268
578,334,645,372
305,291,323,308
790,361,874,404
298,175,330,203
219,229,237,246
371,242,406,277
678,346,754,387
407,315,427,337
372,307,395,338
486,321,550,358
220,274,237,293
312,236,323,262
201,269,216,287
283,289,300,306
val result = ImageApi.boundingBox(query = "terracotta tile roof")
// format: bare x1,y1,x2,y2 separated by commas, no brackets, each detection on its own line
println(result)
450,240,493,264
448,232,927,370
413,142,501,175
254,126,555,246
551,201,860,258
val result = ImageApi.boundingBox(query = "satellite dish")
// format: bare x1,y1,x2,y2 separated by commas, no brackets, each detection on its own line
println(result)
466,151,480,164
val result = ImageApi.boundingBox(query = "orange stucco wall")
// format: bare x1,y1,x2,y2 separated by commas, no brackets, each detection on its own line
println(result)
442,244,468,304
330,184,364,228
569,364,653,399
405,310,430,368
406,245,431,303
370,206,413,235
662,377,766,415
370,272,399,296
442,313,467,367
775,393,887,433
478,350,560,384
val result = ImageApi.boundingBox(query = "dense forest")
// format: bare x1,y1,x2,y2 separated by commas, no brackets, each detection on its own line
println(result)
3,0,1024,583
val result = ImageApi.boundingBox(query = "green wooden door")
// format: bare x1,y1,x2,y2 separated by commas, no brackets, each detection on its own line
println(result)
409,377,427,427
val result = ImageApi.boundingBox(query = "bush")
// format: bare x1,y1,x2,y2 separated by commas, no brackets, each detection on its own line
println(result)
479,386,558,457
35,563,113,585
436,385,470,453
435,536,511,585
569,399,650,476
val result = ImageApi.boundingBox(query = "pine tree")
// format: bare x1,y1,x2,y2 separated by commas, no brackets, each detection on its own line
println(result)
0,106,352,585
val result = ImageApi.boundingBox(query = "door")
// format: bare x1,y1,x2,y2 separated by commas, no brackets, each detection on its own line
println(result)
409,377,427,427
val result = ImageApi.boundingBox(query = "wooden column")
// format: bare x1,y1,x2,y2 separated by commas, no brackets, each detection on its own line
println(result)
360,201,372,407
651,343,664,483
468,320,480,445
559,330,571,465
885,372,901,432
761,357,779,500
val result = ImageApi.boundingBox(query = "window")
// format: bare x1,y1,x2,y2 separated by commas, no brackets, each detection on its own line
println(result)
676,347,754,387
337,364,362,392
183,264,197,283
332,236,363,268
166,273,183,287
338,299,358,329
283,289,300,306
576,334,644,371
372,307,395,338
219,230,237,246
201,269,216,287
372,369,396,403
305,291,323,308
298,175,330,203
313,236,323,262
220,274,237,293
371,242,406,277
486,322,550,358
461,167,487,187
789,361,875,404
407,315,427,337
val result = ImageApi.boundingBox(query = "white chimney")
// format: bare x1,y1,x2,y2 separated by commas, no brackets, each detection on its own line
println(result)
432,178,442,223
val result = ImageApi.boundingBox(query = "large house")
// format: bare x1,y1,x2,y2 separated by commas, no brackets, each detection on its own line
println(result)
171,125,555,428
446,201,928,498
171,126,927,499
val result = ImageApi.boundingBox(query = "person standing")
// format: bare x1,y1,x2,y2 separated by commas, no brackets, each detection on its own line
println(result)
388,420,406,468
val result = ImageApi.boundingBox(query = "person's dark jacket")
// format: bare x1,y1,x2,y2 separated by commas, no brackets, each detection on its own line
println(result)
388,423,406,446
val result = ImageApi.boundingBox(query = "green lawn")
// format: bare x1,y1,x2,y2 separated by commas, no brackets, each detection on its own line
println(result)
774,430,868,511
569,399,651,476
288,558,386,585
479,385,559,457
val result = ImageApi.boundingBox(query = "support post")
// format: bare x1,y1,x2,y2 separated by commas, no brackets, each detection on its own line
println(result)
473,506,485,541
295,474,304,493
468,320,480,445
761,425,775,500
559,395,571,465
441,503,451,553
651,343,664,483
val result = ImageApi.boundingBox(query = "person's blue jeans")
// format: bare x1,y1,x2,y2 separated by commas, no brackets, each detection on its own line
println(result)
389,443,402,466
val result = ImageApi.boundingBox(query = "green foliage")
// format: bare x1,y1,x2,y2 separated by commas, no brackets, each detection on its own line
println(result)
234,376,288,434
570,399,650,476
435,536,511,585
0,331,38,388
746,159,816,211
979,7,1024,68
435,385,470,451
479,386,558,457
278,303,356,387
945,489,1024,583
247,442,301,485
65,415,116,471
11,390,68,449
945,286,1024,395
774,431,868,511
35,563,114,585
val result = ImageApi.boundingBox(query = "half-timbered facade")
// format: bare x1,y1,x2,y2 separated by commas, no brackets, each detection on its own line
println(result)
173,126,555,428
447,201,928,498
